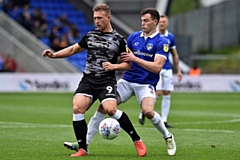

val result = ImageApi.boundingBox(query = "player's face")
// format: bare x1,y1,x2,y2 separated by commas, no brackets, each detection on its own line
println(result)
93,11,110,32
159,17,168,31
141,13,157,35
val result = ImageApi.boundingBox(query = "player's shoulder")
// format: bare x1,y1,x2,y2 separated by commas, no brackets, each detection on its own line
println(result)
112,29,125,39
85,28,99,36
167,31,175,39
127,31,142,40
88,27,98,32
130,31,142,37
158,34,169,43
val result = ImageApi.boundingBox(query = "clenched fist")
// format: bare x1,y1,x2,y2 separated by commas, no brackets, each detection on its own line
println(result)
42,49,54,58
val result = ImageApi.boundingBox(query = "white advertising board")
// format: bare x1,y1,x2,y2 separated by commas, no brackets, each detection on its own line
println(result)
0,73,82,92
0,73,239,92
173,75,240,92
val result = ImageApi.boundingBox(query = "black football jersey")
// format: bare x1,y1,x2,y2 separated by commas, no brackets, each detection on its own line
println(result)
78,28,127,78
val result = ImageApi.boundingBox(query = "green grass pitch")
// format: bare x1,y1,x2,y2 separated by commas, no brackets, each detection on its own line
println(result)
0,92,239,160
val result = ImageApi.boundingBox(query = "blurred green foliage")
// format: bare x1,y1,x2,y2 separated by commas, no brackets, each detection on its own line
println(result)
169,0,240,74
169,0,201,16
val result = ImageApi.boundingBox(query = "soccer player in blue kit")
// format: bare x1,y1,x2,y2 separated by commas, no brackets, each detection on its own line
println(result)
139,15,182,128
64,8,176,156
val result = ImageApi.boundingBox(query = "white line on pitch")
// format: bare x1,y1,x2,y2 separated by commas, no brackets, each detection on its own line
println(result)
0,121,238,133
1,118,239,127
172,111,240,118
135,127,237,133
0,121,70,128
175,128,236,133
172,118,240,125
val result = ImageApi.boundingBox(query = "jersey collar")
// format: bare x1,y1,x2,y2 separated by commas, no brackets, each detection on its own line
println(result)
163,30,169,36
140,31,159,38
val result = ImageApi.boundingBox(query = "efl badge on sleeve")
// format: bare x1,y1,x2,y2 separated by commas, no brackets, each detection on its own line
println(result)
126,45,129,52
163,44,169,52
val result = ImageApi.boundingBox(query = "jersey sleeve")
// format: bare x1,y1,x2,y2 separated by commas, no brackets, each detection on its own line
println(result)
127,33,134,51
78,34,88,48
156,37,169,59
119,37,128,54
170,34,176,49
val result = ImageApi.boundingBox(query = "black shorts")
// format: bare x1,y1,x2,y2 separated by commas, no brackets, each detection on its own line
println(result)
74,75,117,104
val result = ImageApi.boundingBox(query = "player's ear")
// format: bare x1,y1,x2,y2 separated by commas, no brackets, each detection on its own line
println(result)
154,19,159,26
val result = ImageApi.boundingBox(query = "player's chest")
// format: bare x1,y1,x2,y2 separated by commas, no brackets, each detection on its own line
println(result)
86,35,119,51
131,39,156,53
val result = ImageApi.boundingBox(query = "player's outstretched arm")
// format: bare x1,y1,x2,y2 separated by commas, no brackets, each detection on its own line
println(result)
42,43,85,59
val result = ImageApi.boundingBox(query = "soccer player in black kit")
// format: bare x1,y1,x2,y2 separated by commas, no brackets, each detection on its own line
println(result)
42,4,146,157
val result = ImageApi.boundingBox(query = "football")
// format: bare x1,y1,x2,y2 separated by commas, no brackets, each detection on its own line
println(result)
98,118,121,140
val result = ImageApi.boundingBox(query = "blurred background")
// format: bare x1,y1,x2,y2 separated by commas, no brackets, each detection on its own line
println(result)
0,0,239,92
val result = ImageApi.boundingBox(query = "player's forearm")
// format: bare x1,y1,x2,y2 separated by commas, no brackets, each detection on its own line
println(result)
134,57,163,74
171,49,181,72
52,46,75,58
112,62,130,71
173,55,181,72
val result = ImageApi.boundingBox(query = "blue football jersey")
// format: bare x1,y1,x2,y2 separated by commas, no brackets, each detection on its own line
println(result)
162,30,176,69
122,31,169,86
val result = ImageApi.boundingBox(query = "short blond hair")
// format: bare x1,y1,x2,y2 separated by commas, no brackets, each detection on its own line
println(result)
160,15,168,19
92,4,111,15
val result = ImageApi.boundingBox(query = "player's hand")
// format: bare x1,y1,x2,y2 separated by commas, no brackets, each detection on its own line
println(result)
42,49,54,58
120,49,136,62
102,62,114,71
177,71,182,82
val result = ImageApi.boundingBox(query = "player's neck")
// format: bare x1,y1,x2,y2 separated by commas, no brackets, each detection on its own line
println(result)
159,29,166,35
101,25,113,33
144,28,157,37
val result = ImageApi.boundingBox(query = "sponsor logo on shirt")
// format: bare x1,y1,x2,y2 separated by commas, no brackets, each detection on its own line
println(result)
107,36,113,41
134,50,153,58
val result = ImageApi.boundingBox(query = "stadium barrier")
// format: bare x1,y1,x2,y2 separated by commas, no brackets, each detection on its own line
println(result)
0,73,239,92
0,73,82,92
173,74,240,92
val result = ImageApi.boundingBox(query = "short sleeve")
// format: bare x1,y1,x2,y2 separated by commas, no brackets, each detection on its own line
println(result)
78,34,88,48
119,38,127,54
170,34,176,49
127,33,134,51
156,37,169,59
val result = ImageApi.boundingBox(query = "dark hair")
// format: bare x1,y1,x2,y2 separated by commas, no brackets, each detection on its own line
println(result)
141,8,160,23
92,4,111,15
